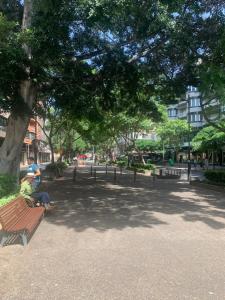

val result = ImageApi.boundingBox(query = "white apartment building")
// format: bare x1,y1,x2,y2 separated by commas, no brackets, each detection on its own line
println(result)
167,86,203,127
168,86,225,127
167,86,225,164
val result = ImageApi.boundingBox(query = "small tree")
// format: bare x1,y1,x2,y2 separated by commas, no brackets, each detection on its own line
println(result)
157,119,189,161
135,140,160,153
192,126,225,165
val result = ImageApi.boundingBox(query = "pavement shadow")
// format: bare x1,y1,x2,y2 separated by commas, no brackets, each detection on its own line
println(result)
44,168,225,232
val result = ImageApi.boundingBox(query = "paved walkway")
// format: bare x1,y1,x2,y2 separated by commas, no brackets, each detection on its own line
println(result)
1,166,225,300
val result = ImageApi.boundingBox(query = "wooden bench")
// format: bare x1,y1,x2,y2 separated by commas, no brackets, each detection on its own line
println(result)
0,196,45,246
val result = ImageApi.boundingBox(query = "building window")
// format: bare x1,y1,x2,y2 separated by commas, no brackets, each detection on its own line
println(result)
190,98,200,107
168,108,177,117
190,112,202,122
188,86,198,92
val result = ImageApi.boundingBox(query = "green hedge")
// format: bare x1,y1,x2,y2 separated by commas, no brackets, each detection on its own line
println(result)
0,175,18,207
0,175,18,198
204,170,225,184
99,159,106,164
131,163,155,171
127,166,145,173
0,194,18,207
116,156,128,168
117,161,127,168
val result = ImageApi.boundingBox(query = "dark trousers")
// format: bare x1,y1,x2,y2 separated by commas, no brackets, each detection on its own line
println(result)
32,192,50,204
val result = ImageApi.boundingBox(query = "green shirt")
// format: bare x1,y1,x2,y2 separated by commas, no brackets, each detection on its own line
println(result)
20,181,34,200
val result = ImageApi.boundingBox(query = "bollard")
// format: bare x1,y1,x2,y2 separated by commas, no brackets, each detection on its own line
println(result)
153,174,156,183
90,165,93,176
106,164,108,175
120,166,122,175
159,169,162,176
94,169,96,182
152,169,156,185
187,162,191,181
73,167,77,182
113,168,117,183
134,169,136,183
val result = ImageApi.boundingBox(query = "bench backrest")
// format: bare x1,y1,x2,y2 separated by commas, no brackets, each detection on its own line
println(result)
0,197,29,230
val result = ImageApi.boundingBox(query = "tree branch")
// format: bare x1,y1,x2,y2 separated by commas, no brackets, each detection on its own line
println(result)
200,96,225,133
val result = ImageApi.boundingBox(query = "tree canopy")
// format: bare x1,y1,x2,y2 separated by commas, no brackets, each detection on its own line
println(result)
1,0,224,116
157,119,189,150
0,0,225,174
192,126,225,152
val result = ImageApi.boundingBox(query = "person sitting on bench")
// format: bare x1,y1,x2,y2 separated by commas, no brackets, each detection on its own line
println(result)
20,175,54,210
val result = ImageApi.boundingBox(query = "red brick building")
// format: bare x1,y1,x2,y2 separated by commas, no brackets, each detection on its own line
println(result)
0,114,51,166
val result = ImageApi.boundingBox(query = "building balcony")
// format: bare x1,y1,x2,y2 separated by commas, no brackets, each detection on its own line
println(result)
189,106,202,113
178,101,187,108
190,121,204,128
177,113,187,119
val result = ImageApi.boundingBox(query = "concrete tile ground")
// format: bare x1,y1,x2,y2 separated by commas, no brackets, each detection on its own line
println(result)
0,166,225,300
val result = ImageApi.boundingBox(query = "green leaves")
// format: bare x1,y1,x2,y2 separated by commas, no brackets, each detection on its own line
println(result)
157,119,189,149
1,0,224,121
0,14,27,112
135,140,160,152
192,126,225,151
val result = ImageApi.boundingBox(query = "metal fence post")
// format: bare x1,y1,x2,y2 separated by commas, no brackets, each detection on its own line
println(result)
187,162,191,182
114,168,117,183
106,164,108,175
134,169,136,183
152,169,156,185
91,165,93,176
73,167,77,182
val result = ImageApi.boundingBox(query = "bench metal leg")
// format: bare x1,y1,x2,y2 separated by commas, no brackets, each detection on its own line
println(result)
20,232,28,246
0,235,8,247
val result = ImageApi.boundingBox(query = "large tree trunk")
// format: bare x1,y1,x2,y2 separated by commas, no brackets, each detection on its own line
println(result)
0,114,30,176
0,0,35,176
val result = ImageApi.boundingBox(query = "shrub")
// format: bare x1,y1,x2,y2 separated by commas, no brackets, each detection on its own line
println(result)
46,162,68,177
108,160,117,165
0,194,18,207
204,170,225,185
131,163,155,171
99,159,106,164
116,156,128,168
117,161,127,168
127,166,145,173
0,175,18,199
56,161,68,170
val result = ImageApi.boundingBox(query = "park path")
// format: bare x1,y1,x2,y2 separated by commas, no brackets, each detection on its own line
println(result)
1,166,225,300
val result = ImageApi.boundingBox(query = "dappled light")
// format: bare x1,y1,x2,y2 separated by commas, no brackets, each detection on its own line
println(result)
44,167,225,232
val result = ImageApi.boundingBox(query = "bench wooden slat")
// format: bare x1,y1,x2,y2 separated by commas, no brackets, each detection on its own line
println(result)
6,208,44,233
0,197,29,229
0,196,45,246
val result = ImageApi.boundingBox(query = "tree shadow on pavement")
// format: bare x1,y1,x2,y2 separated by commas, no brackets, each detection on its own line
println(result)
44,169,225,232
